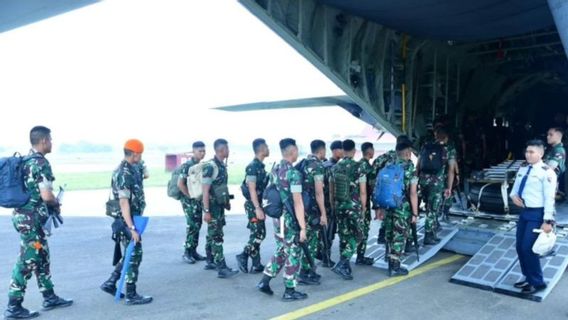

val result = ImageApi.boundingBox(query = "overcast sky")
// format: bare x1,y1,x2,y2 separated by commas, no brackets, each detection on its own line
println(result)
0,0,378,153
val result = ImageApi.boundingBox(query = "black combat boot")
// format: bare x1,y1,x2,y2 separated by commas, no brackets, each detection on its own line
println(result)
355,249,375,265
217,260,239,279
377,227,386,244
282,288,308,302
4,298,39,319
236,251,249,273
100,265,125,299
182,248,196,264
256,275,274,296
404,240,414,253
321,248,335,268
204,248,217,271
309,269,322,282
42,289,73,311
423,232,441,246
250,254,264,274
125,284,153,305
298,270,319,285
389,259,409,277
332,259,353,280
191,249,206,261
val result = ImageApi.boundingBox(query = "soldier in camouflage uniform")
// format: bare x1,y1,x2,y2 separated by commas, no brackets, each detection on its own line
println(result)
330,140,367,280
202,139,239,279
4,126,73,320
319,140,343,267
375,141,419,276
297,140,328,285
417,127,457,245
236,139,270,274
100,139,152,305
544,127,566,177
177,141,207,264
371,135,413,245
257,138,308,301
356,142,375,265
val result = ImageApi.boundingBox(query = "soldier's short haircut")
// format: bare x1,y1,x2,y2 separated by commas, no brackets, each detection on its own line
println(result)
279,138,296,151
310,140,326,153
30,126,51,146
330,140,343,151
396,135,412,145
361,142,374,154
192,141,205,149
550,127,565,136
434,126,448,137
253,138,266,153
342,139,356,152
214,139,228,150
526,139,545,149
396,141,413,152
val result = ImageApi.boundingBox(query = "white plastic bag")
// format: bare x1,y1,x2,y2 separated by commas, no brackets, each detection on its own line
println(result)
532,229,557,255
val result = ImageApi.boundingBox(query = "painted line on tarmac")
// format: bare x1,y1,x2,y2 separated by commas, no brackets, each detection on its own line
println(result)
271,254,465,320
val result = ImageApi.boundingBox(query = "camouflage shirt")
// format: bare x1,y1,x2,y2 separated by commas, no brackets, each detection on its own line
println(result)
178,157,199,180
544,143,566,176
15,151,54,219
299,155,325,209
112,160,146,216
272,159,303,218
244,157,268,198
333,157,367,210
202,157,228,205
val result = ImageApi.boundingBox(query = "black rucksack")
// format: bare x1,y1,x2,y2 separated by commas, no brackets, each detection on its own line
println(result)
262,183,283,219
419,143,445,174
0,153,39,208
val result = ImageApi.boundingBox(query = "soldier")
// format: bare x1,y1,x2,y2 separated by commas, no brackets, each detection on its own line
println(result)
417,126,457,245
375,141,419,276
177,141,207,264
330,140,367,280
372,135,413,244
510,139,556,294
236,139,270,274
319,140,343,267
297,140,328,285
202,139,239,279
4,126,73,320
544,127,565,177
100,139,152,305
256,138,308,301
356,142,375,265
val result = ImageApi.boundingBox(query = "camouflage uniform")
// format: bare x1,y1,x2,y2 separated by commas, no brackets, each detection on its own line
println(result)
319,158,339,256
264,160,302,289
178,158,203,251
112,160,146,285
383,158,418,262
419,142,456,234
299,155,325,273
202,157,229,265
333,158,366,260
9,152,55,299
242,158,268,259
357,158,374,257
544,143,566,176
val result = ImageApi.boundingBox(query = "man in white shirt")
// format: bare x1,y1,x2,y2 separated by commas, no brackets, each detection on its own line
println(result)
510,139,557,295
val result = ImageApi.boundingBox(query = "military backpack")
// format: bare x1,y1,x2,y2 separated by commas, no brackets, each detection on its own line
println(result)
186,161,218,200
167,165,184,200
333,160,357,203
0,153,41,208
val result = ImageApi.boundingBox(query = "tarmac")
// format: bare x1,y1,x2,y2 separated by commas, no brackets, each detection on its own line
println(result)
0,188,566,319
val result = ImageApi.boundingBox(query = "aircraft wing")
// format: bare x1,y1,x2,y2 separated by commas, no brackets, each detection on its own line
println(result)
216,95,384,136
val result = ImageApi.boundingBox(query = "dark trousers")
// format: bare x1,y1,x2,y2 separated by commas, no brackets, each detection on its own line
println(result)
516,208,545,287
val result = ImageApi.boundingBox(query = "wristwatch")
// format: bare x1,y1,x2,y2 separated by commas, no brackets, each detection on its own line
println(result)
129,225,136,231
203,208,210,213
545,219,555,225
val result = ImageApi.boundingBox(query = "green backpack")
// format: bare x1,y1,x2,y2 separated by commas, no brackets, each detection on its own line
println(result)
333,160,357,202
167,165,184,200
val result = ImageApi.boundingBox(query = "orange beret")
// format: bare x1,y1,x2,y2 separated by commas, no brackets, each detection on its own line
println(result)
124,139,144,153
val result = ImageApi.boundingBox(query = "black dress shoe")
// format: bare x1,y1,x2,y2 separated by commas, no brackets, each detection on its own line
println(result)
514,280,529,289
282,290,308,302
521,284,547,295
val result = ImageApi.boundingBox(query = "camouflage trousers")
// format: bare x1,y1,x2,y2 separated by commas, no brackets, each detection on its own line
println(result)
356,206,372,256
385,206,411,262
337,208,363,260
419,177,445,233
181,197,203,250
206,204,226,264
9,214,54,299
300,218,319,272
264,214,301,289
120,238,143,285
243,201,266,259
